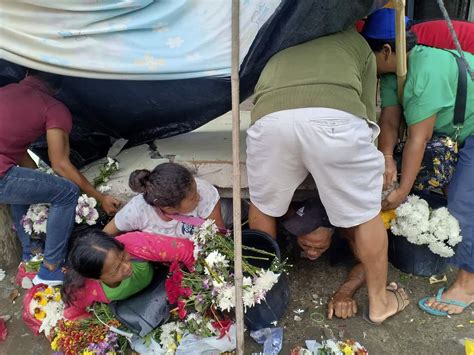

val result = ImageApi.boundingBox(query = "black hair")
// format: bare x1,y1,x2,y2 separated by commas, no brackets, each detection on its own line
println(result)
128,162,194,208
27,69,63,90
364,30,418,53
61,229,124,305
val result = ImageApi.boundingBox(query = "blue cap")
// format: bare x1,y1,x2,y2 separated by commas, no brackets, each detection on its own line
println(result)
362,8,411,40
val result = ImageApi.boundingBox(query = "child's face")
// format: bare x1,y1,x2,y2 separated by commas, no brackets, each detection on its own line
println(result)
162,180,200,215
100,249,133,286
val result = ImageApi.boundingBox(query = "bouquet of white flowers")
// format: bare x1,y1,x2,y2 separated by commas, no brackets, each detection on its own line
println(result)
391,195,462,257
22,194,99,235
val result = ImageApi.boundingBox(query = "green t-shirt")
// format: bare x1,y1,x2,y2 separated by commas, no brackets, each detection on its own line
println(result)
252,27,377,124
380,45,474,144
101,261,153,301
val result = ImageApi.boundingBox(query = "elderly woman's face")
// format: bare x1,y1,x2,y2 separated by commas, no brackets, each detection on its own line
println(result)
297,227,334,260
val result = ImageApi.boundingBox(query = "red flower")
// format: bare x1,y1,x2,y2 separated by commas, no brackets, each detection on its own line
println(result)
165,278,179,304
180,286,192,298
177,299,187,319
211,319,233,339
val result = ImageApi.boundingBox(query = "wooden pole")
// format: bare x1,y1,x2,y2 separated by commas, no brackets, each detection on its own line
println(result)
394,0,407,102
231,0,244,353
0,204,22,267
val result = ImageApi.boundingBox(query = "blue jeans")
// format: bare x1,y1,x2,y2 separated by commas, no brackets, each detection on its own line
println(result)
448,136,474,273
0,166,79,265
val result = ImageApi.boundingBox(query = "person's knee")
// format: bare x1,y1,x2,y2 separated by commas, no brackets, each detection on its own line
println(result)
62,181,80,204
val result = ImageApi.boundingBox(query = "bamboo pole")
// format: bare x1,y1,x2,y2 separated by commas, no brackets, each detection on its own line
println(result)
231,0,244,353
394,0,407,102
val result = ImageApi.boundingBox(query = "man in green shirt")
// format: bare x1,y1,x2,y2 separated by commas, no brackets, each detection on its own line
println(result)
363,8,474,317
246,27,409,324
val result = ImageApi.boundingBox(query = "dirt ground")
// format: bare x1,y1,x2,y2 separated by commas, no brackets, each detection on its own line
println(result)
1,255,472,355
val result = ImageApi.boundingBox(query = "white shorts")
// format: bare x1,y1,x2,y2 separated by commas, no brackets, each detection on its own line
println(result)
246,107,384,228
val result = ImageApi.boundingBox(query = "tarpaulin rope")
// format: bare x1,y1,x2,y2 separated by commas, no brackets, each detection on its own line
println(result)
435,0,474,80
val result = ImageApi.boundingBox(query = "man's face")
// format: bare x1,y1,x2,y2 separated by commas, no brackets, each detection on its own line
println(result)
297,227,334,260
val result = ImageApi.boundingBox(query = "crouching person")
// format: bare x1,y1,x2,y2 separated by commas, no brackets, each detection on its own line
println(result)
61,229,195,319
282,198,366,320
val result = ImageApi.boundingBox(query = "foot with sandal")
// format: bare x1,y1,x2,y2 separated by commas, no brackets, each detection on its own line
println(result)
419,270,474,316
364,282,410,325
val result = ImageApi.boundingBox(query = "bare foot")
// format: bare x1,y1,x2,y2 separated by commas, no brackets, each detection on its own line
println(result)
369,283,410,324
423,286,474,315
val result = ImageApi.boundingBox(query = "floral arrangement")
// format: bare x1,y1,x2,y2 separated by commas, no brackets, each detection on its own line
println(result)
28,286,64,337
93,157,120,188
50,304,128,355
75,194,100,225
291,339,368,355
156,220,286,352
167,220,284,313
390,195,462,257
21,204,49,235
51,319,121,355
21,194,99,236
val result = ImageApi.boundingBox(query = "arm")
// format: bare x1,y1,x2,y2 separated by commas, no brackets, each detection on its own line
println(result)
382,115,436,210
18,151,38,169
206,200,225,229
378,105,403,190
103,218,122,236
46,128,121,215
117,232,195,271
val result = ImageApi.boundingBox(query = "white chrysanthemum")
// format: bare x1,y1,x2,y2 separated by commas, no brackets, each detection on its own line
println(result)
429,207,462,247
33,221,47,234
204,251,229,274
87,196,97,208
254,270,280,292
428,241,455,258
391,195,431,245
217,285,235,312
39,300,65,337
97,185,111,193
75,215,82,224
242,277,256,309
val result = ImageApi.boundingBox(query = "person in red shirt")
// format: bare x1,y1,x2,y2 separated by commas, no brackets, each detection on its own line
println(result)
0,71,121,286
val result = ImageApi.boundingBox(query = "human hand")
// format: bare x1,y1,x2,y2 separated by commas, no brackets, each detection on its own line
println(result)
382,188,407,211
327,291,358,319
100,195,121,215
383,156,398,190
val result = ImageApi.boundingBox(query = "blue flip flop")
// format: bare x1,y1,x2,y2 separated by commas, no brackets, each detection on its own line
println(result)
418,287,471,316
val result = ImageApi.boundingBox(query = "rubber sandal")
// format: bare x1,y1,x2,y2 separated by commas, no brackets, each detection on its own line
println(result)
418,287,471,317
363,285,408,326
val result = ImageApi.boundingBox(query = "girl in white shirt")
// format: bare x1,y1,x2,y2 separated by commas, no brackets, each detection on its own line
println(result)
104,162,224,238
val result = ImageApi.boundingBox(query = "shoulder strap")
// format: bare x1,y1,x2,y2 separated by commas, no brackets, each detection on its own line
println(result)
449,51,468,127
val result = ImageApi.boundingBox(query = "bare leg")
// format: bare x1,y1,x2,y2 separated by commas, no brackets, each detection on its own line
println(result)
423,269,474,314
350,215,409,322
248,202,277,240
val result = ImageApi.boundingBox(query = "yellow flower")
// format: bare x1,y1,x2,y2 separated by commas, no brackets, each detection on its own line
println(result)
34,308,46,320
177,333,182,342
341,344,354,355
82,351,94,355
44,287,54,296
466,338,474,355
53,292,61,302
34,294,48,306
381,210,396,229
50,334,61,351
